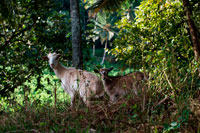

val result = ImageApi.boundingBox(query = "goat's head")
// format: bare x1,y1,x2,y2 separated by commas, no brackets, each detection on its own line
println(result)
43,52,61,69
94,67,113,79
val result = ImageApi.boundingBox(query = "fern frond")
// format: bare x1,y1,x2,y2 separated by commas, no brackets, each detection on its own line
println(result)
88,0,127,13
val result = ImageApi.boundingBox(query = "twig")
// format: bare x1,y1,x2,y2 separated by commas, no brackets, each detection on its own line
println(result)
163,70,173,90
142,87,146,112
151,96,168,110
54,86,57,114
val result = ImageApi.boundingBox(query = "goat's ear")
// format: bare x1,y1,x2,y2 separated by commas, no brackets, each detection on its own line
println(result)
42,56,48,60
56,54,61,59
94,69,99,73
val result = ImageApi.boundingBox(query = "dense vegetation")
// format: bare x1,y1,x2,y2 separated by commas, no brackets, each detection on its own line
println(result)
0,0,200,132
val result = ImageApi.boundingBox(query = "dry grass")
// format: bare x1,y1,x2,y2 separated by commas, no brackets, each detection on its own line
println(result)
0,90,199,132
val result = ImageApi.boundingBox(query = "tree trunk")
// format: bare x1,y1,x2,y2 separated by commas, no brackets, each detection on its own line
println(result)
93,44,95,56
182,0,200,61
70,0,83,69
101,40,107,65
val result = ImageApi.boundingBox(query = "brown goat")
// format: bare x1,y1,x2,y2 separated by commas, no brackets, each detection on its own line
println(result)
43,52,104,107
94,67,147,103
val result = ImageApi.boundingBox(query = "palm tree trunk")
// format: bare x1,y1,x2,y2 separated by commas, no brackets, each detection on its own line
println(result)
101,40,107,65
182,0,200,61
70,0,83,69
93,44,95,56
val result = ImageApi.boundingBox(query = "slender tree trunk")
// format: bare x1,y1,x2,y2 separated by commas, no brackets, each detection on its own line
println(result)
101,40,107,65
70,0,83,69
182,0,200,61
93,44,95,56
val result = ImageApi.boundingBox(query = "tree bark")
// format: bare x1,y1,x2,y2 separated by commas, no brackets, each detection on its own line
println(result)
70,0,83,69
182,0,200,61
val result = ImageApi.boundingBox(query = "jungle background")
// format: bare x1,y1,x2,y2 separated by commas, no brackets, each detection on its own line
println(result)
0,0,200,132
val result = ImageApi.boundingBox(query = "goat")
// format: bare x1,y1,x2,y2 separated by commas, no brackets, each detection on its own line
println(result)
94,67,147,103
43,52,104,107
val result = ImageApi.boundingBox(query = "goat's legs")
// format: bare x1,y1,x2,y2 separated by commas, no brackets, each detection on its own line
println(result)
69,92,75,106
110,94,117,104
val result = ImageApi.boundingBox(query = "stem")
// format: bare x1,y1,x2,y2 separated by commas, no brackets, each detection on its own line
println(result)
101,40,107,65
54,82,57,114
93,44,95,57
182,0,200,61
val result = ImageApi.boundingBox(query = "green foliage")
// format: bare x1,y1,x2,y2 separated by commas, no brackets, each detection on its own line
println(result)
163,121,181,132
87,13,117,44
0,0,71,96
117,0,142,21
110,0,200,96
88,0,127,12
112,0,192,67
0,70,69,112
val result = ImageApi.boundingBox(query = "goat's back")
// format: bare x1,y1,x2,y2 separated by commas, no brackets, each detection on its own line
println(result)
104,71,145,94
79,70,104,95
62,68,104,96
117,73,135,90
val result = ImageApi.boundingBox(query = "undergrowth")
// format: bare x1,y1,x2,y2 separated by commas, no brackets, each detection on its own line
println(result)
0,76,199,132
0,54,200,132
0,90,199,132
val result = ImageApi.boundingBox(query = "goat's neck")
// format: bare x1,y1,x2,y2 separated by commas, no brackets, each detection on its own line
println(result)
53,62,66,79
103,76,113,85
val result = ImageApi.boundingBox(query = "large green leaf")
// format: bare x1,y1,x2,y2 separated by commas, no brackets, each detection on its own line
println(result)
88,0,126,12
